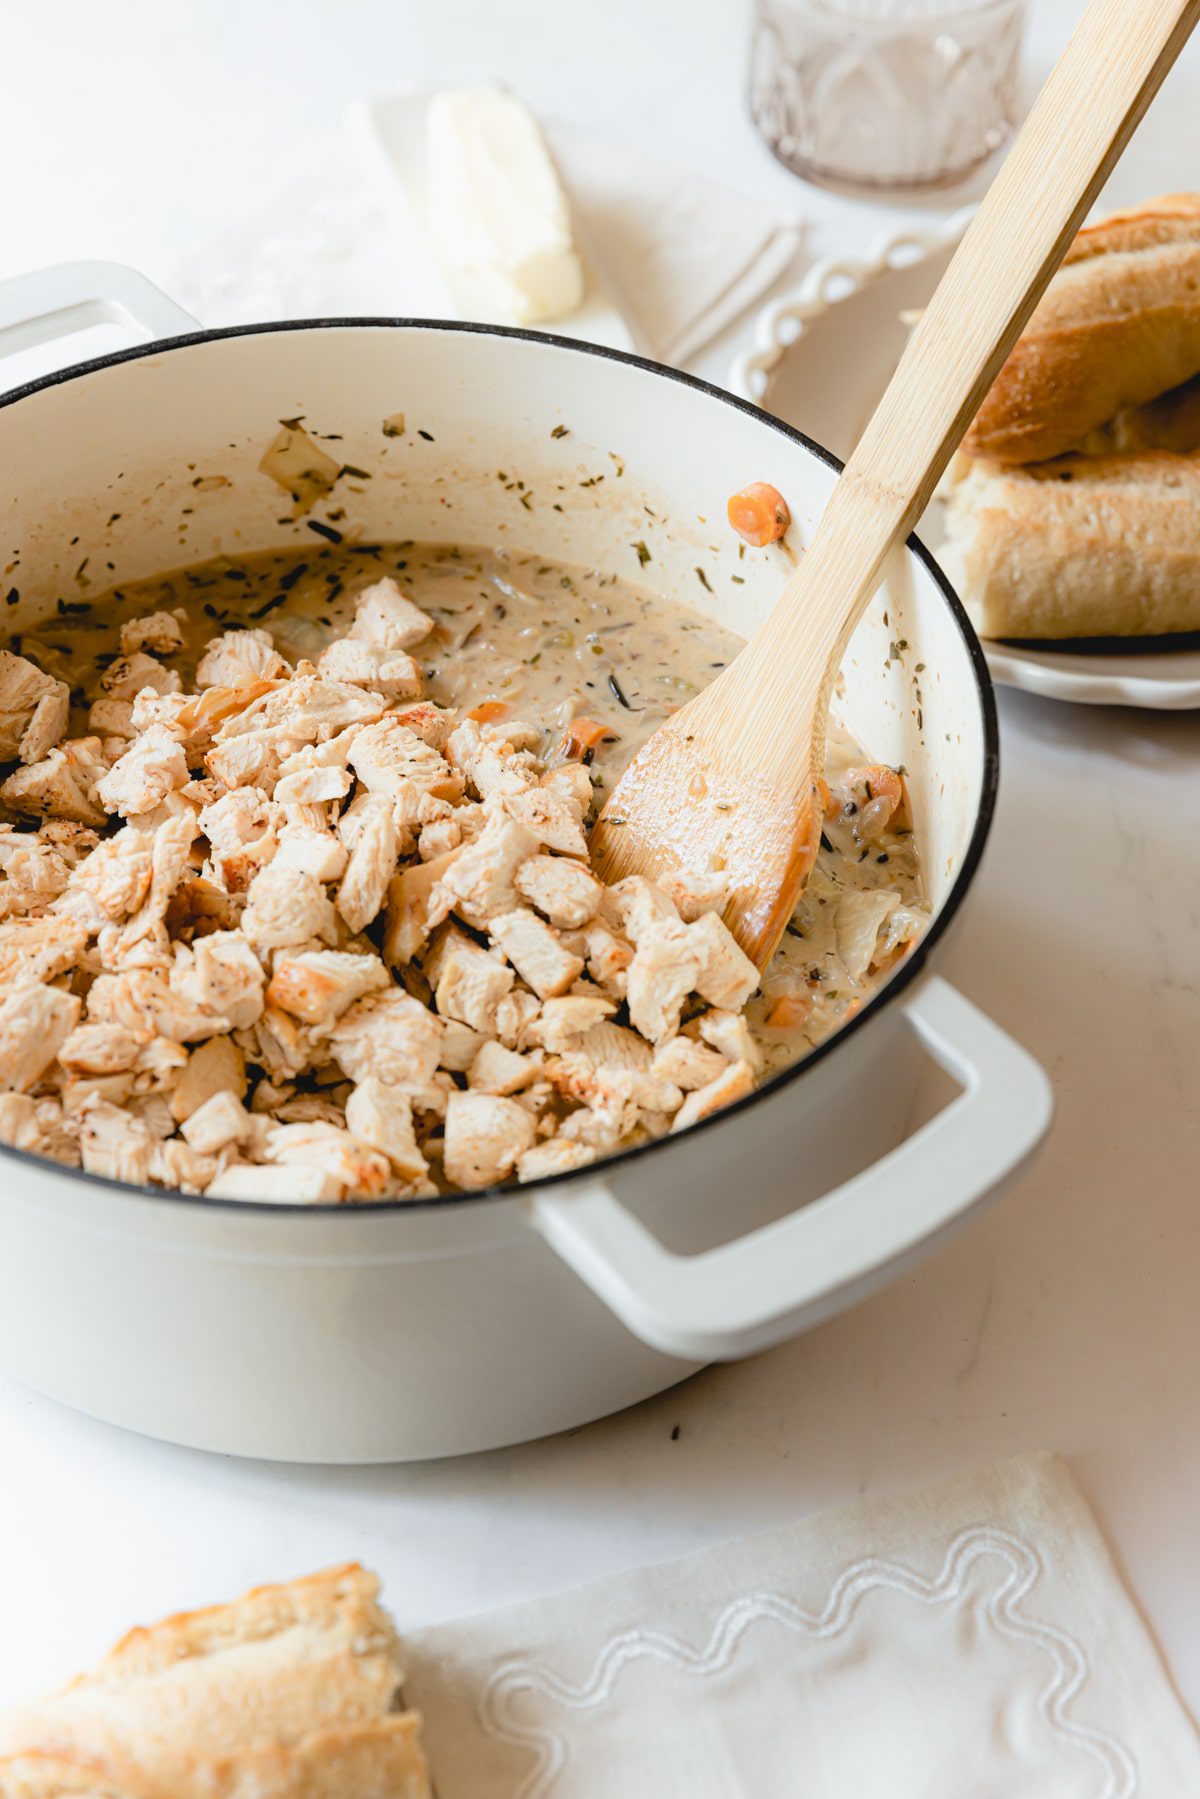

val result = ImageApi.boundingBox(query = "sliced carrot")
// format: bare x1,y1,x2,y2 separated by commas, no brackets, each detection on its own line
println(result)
558,716,613,762
467,700,510,725
727,482,790,548
817,775,833,817
845,763,911,833
765,992,812,1030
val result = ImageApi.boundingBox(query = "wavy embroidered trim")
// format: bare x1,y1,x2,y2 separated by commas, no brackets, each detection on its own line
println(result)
478,1526,1138,1799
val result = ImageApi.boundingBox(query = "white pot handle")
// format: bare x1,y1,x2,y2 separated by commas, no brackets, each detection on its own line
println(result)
531,975,1052,1361
0,260,198,367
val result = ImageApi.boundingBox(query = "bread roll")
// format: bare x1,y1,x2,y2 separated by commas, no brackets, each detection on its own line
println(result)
0,1566,431,1799
1078,370,1200,456
941,450,1200,639
963,195,1200,465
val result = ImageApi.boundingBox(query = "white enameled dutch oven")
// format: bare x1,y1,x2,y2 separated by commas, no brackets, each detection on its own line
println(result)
0,263,1052,1463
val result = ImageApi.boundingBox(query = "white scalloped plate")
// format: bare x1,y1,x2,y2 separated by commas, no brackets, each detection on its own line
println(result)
731,211,1200,710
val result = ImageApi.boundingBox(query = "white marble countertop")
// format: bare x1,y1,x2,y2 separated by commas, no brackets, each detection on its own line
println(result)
3,0,1200,1734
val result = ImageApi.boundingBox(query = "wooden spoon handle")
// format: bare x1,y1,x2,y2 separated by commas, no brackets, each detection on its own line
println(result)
746,0,1200,710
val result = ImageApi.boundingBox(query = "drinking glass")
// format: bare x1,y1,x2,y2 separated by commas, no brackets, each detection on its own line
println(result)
750,0,1026,191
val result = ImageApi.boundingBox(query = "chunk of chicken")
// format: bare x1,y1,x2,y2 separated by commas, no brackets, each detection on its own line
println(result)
424,922,515,1034
262,1121,391,1198
516,1136,596,1182
170,931,266,1031
344,1077,428,1181
119,610,186,657
389,700,456,750
625,920,701,1045
337,801,399,934
468,1039,542,1096
489,908,584,1000
214,674,385,750
348,717,462,804
1,738,109,827
0,914,87,984
170,1034,246,1123
241,863,337,950
0,981,82,1092
53,829,154,932
432,804,539,928
0,650,71,763
688,911,760,1012
515,855,604,929
195,628,290,689
349,575,435,650
328,987,444,1087
273,822,348,884
100,652,182,701
382,846,463,967
442,1091,535,1189
671,1058,756,1131
180,1089,253,1155
317,637,422,699
95,724,189,819
526,994,616,1053
502,784,589,857
205,1162,343,1203
265,949,390,1029
78,1099,154,1185
652,1036,729,1091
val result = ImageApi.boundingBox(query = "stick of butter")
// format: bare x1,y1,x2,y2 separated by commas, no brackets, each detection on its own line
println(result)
426,87,585,328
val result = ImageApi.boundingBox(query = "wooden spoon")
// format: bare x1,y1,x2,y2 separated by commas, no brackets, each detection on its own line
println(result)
590,0,1200,968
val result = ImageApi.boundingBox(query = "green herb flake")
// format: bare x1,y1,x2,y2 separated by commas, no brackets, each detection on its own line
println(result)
633,540,651,567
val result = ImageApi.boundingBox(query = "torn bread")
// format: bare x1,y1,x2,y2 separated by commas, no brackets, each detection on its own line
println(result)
0,1565,431,1799
941,449,1200,639
964,194,1200,465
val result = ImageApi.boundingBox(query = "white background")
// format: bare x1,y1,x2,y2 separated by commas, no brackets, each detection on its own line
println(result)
4,0,1200,1741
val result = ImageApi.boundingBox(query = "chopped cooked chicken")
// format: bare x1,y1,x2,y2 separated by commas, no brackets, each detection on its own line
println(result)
425,923,515,1034
515,854,604,928
349,576,435,650
443,1091,535,1188
0,558,924,1201
433,804,538,928
96,724,189,818
205,1163,343,1202
170,1035,246,1123
101,651,182,701
349,717,462,804
328,987,444,1088
266,949,390,1029
79,1099,154,1184
0,650,71,764
317,637,422,699
262,1121,391,1198
337,801,399,933
180,1089,253,1155
195,628,290,688
468,1039,541,1096
488,908,583,1000
241,863,337,950
671,1059,756,1131
1,738,109,827
0,914,88,984
344,1078,428,1180
120,610,186,657
0,981,81,1092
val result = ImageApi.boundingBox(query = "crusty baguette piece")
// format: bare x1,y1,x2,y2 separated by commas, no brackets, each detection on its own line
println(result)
0,1566,431,1799
941,449,1200,639
963,194,1200,465
1078,370,1200,456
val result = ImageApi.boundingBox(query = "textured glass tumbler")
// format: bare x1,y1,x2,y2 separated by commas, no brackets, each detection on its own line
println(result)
750,0,1026,192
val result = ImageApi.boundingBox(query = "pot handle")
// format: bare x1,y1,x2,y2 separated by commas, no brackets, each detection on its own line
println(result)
530,975,1052,1362
0,260,198,366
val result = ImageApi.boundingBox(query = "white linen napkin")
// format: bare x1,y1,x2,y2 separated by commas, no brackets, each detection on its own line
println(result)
402,1454,1199,1798
168,118,801,368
